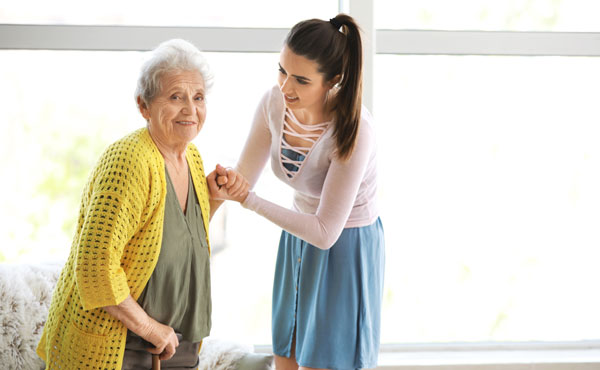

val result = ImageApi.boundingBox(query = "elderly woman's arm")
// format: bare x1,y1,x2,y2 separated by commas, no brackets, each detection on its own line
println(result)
74,147,180,360
103,296,179,360
209,198,225,220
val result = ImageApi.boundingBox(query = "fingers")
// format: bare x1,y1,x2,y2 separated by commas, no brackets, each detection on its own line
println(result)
223,168,237,189
223,168,245,191
146,332,178,361
215,167,238,192
207,171,224,199
214,164,229,188
160,350,175,361
206,171,220,192
228,176,249,198
143,320,179,361
216,166,241,190
146,346,162,355
160,332,179,360
216,163,228,176
147,345,176,361
159,343,177,360
226,174,249,200
209,165,250,202
216,174,228,187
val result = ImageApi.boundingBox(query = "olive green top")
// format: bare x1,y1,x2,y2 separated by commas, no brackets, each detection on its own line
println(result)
137,167,211,342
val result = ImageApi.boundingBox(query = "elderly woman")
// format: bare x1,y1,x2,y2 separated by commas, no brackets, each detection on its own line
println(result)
36,39,247,369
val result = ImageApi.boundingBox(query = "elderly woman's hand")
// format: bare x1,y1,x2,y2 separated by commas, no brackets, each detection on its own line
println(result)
207,164,250,203
103,296,180,360
140,317,180,360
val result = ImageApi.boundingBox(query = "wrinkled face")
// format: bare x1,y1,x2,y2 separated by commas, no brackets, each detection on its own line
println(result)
140,70,206,149
277,45,332,113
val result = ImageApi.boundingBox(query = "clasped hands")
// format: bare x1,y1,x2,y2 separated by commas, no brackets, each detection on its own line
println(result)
207,164,250,203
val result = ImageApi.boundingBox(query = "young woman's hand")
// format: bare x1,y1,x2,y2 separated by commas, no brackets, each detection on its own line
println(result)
207,164,250,203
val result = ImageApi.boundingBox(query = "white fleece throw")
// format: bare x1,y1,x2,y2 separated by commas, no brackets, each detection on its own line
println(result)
0,263,270,370
0,263,61,370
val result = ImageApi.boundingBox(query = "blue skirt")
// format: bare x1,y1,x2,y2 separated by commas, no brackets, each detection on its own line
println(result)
272,218,385,370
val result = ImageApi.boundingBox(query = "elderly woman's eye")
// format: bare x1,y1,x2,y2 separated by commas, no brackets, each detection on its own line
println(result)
195,96,205,101
170,95,180,100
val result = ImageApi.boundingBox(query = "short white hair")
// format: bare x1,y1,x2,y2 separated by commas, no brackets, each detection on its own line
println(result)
135,39,213,108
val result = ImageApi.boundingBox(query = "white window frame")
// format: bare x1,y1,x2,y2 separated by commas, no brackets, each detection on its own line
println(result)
2,0,600,367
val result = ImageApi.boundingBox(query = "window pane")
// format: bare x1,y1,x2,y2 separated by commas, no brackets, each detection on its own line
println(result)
0,50,143,263
375,54,600,342
0,1,338,27
0,49,285,345
376,0,600,31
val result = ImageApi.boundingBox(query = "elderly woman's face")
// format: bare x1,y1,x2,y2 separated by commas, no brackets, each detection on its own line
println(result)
141,70,206,149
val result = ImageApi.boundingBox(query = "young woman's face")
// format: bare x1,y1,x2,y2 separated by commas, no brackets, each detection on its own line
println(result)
277,45,332,114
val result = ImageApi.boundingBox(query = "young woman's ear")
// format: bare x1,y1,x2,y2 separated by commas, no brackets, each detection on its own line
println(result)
329,74,342,88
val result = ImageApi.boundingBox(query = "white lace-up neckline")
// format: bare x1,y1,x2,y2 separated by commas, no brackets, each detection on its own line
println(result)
280,109,331,178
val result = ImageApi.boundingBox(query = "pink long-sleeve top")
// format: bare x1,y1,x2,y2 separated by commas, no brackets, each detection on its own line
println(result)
239,85,379,249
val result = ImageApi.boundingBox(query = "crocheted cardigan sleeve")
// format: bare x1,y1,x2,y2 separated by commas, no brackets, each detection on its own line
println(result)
74,137,149,311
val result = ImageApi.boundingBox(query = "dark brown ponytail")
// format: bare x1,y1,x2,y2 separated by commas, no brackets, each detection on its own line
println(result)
284,13,363,160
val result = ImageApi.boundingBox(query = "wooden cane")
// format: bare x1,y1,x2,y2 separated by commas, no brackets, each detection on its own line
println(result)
152,353,161,370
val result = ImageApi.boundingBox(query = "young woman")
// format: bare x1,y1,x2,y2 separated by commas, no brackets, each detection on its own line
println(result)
209,14,385,370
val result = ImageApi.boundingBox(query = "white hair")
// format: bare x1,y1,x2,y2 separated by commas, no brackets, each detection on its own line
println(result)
135,39,213,108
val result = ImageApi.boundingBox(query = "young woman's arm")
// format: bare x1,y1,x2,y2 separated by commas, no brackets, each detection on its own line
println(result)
245,125,373,249
210,121,374,250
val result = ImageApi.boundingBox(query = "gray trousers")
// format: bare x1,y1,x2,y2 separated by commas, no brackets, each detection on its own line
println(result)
121,333,200,370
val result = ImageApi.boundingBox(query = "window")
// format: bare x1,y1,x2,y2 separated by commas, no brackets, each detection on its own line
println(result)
375,0,600,31
0,0,337,28
0,50,142,262
374,54,600,342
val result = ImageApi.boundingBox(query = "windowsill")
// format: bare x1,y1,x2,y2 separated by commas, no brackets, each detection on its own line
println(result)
256,342,600,369
377,349,600,369
376,342,600,370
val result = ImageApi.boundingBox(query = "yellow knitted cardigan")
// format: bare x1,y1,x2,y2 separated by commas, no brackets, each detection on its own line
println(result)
36,128,211,369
